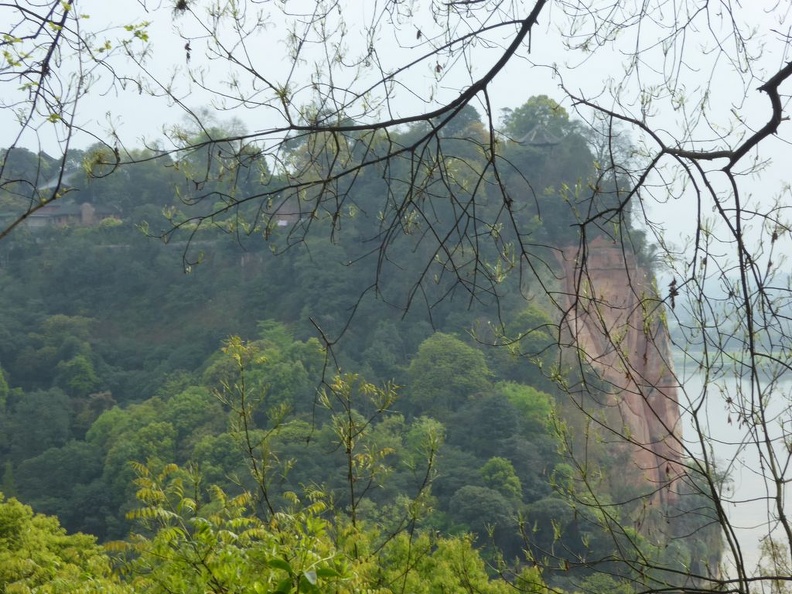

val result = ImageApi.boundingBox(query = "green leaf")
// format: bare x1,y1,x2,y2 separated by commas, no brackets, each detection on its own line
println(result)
268,558,293,574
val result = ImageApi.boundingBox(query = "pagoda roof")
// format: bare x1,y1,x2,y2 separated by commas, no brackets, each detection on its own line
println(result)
515,125,562,147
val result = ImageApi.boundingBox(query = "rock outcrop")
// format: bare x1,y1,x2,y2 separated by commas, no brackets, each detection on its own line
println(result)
557,237,683,506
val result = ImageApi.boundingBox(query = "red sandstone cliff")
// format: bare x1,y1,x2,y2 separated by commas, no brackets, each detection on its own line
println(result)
557,237,684,506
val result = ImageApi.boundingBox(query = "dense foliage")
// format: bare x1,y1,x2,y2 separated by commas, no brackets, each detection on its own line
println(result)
0,98,717,592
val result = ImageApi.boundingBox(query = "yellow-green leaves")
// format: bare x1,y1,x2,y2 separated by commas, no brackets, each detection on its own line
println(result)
0,493,131,593
122,22,150,43
123,465,359,594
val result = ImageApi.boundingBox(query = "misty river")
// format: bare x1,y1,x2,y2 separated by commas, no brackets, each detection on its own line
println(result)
677,355,792,573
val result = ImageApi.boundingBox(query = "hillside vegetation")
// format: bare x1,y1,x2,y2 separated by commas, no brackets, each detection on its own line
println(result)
0,98,719,593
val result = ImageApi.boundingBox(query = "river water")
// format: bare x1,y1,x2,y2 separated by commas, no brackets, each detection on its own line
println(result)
676,352,792,574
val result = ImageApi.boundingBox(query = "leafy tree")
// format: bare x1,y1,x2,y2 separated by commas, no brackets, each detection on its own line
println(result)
499,435,554,503
523,496,578,559
575,573,635,594
120,461,545,594
81,398,184,536
376,531,542,594
10,315,96,390
202,329,322,419
489,305,559,389
501,96,565,134
161,386,226,458
122,464,357,594
317,373,400,528
76,147,180,217
497,382,553,436
431,445,486,503
0,493,129,593
55,354,101,397
72,391,117,439
15,440,107,535
406,333,492,415
103,421,177,519
403,416,445,471
481,457,523,501
0,147,57,210
86,399,165,452
3,388,71,464
448,485,521,558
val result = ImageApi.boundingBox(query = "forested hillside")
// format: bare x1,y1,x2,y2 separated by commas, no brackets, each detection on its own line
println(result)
0,98,718,593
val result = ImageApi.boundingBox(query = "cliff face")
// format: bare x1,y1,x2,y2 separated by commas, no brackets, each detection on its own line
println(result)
558,238,683,506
